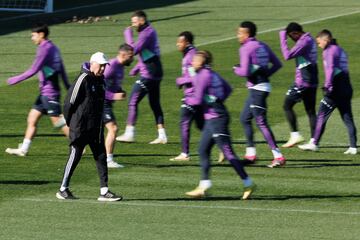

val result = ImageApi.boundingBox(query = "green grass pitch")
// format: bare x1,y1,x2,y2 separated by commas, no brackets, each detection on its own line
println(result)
1,0,360,239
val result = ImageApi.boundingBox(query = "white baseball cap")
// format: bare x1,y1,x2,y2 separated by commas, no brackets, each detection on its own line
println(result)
90,52,109,65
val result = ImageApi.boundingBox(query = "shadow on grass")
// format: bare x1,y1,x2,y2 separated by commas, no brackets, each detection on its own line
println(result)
0,0,197,36
287,159,352,162
119,157,358,169
151,11,210,23
127,194,360,202
0,180,57,185
285,163,360,168
115,153,183,158
0,133,64,138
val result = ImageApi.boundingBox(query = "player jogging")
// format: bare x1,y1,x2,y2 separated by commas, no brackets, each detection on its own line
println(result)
170,31,204,161
5,23,70,157
279,22,318,147
299,29,357,154
234,21,285,168
116,10,167,144
56,52,122,201
91,44,134,168
185,51,255,200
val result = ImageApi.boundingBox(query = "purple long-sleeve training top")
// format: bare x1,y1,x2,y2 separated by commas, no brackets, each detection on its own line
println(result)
185,67,232,120
83,59,124,101
104,58,125,100
322,43,349,93
7,40,69,100
279,31,318,88
176,45,197,99
124,23,161,80
233,37,282,90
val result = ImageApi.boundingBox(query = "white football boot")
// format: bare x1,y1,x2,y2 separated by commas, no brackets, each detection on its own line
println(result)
344,147,357,155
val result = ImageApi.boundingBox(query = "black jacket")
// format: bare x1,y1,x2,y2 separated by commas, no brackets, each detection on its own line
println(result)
64,65,105,143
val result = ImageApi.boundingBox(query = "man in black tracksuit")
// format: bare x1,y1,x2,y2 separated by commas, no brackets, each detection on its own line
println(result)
56,52,122,201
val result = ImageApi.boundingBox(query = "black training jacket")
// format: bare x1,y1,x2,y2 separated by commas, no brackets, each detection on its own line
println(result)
64,65,105,143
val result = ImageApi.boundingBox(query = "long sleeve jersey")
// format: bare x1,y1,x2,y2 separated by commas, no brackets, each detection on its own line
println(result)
176,45,197,100
104,58,125,100
322,43,351,93
185,67,232,120
7,40,69,100
233,37,282,92
124,23,162,80
279,31,318,88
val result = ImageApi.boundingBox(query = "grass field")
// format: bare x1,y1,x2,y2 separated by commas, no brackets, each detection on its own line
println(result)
1,1,360,239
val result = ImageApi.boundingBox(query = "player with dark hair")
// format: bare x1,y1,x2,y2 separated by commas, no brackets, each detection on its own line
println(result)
116,10,167,144
170,31,204,161
234,21,285,168
83,44,134,168
299,30,357,154
185,50,255,199
279,22,318,148
5,23,70,157
56,52,122,201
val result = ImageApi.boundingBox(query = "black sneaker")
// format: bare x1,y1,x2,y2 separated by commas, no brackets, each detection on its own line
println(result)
97,190,123,202
56,189,77,200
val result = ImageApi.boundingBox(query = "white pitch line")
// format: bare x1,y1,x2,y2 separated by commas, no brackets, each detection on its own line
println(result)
197,9,360,47
17,198,360,216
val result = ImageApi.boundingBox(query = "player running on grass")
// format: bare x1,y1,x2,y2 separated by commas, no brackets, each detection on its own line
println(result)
116,10,167,144
5,23,70,157
170,31,204,161
56,52,122,201
185,51,255,199
299,29,357,154
82,44,134,168
279,22,318,147
233,21,285,168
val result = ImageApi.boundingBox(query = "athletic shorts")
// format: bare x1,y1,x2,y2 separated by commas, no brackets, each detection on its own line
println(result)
102,100,116,124
32,95,62,116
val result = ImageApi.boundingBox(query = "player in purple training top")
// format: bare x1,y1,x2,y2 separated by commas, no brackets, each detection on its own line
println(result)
279,22,318,148
234,21,286,168
185,51,255,200
82,44,134,168
116,10,167,144
299,30,357,154
169,31,204,162
5,23,70,157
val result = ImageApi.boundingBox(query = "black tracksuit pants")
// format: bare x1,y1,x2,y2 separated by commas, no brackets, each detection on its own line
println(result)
60,132,108,189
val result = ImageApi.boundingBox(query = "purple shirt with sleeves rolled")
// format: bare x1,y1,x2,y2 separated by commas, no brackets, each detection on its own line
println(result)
103,58,124,100
7,40,69,100
185,67,232,120
233,37,282,88
124,23,161,80
176,45,197,99
279,31,318,87
322,43,349,92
